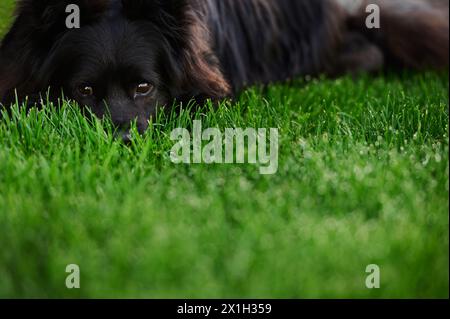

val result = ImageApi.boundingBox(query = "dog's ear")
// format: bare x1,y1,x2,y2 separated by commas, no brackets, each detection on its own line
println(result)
16,0,108,36
122,0,231,101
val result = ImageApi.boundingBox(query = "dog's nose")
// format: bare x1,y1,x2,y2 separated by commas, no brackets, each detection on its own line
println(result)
121,131,132,143
115,129,132,143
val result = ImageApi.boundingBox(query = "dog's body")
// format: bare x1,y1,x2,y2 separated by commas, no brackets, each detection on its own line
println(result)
0,0,448,135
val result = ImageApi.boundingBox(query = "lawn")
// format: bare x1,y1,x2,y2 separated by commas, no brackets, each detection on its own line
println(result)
0,2,449,298
0,1,14,36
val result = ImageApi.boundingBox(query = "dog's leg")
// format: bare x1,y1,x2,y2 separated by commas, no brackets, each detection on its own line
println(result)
328,31,385,76
346,0,449,70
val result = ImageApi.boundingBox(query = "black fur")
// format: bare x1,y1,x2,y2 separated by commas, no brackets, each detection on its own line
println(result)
0,0,448,136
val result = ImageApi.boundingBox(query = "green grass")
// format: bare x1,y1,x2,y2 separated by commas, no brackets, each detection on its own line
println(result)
0,1,14,36
0,3,449,298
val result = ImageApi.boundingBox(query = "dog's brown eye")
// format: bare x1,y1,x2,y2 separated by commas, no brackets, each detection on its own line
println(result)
135,82,153,96
79,85,94,96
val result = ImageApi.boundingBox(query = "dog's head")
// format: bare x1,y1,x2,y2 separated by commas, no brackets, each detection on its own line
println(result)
0,0,230,138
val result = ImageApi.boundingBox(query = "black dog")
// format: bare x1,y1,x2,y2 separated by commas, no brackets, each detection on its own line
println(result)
0,0,448,138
